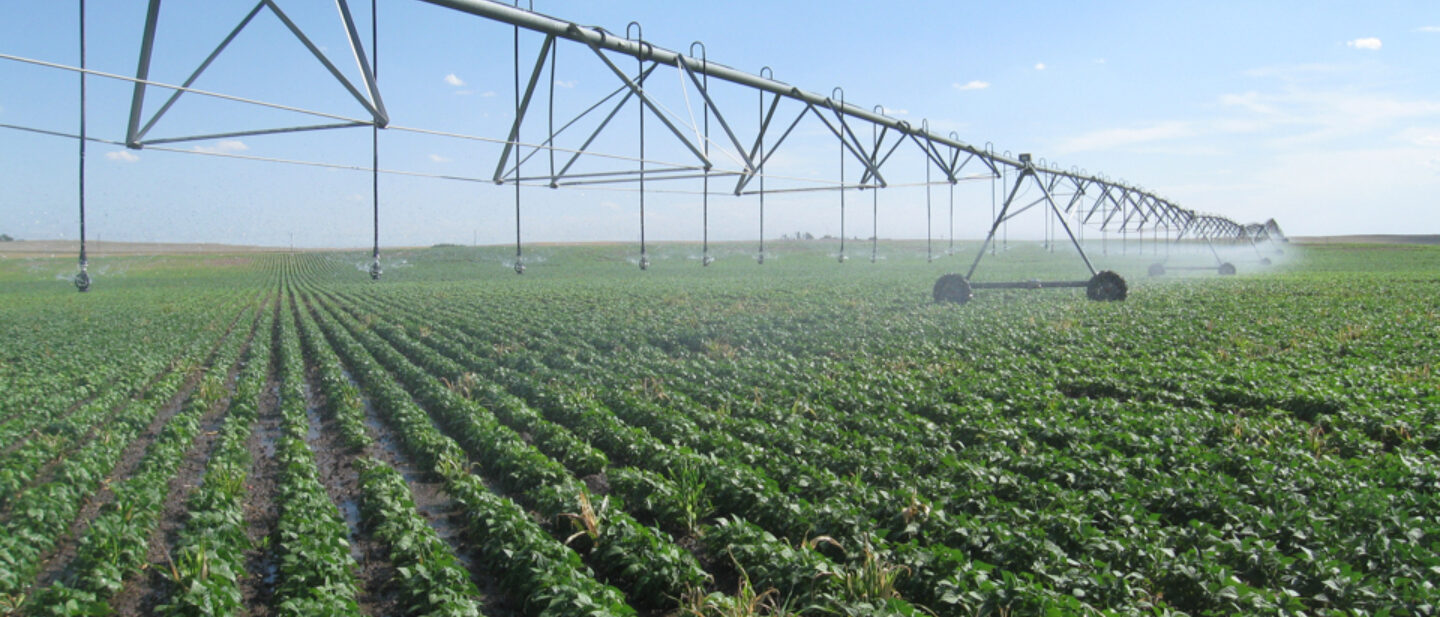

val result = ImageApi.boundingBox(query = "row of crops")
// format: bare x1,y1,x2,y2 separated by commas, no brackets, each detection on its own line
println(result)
0,244,1436,616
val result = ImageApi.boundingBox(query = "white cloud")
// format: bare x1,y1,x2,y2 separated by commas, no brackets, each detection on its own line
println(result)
554,79,576,88
878,106,909,116
1219,92,1279,115
1415,26,1440,33
1094,58,1107,65
193,140,248,154
952,80,990,91
1053,121,1195,153
1346,37,1382,50
1034,62,1046,71
444,73,465,86
480,90,497,98
1217,86,1440,145
428,154,451,163
105,150,139,163
1395,127,1440,147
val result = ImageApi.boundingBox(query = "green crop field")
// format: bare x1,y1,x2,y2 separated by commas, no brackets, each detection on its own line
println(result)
0,241,1436,617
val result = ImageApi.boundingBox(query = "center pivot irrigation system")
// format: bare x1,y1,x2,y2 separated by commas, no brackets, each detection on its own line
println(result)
7,0,1285,301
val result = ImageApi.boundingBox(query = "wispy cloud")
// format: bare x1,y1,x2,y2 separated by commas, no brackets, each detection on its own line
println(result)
193,140,248,154
1053,122,1195,153
105,150,139,163
1415,26,1440,33
1034,62,1046,71
1219,92,1279,115
554,79,576,89
878,106,909,116
952,80,990,91
1395,127,1440,147
444,73,465,86
1218,87,1440,145
1346,37,1382,50
428,154,451,163
480,90,497,98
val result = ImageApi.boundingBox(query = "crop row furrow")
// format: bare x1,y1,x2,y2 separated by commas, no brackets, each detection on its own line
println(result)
23,300,261,615
0,295,248,512
334,291,944,614
158,296,277,617
0,296,255,602
309,288,707,610
272,294,363,615
298,288,637,617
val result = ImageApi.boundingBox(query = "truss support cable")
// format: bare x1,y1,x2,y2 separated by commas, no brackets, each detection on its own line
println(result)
75,0,89,292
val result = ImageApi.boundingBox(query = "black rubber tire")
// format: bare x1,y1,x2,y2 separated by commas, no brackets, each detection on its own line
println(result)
1086,270,1127,302
932,274,972,304
1148,263,1166,277
1218,262,1237,276
73,271,90,292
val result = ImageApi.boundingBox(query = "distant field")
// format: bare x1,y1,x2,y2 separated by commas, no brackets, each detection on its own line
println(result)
0,241,1436,616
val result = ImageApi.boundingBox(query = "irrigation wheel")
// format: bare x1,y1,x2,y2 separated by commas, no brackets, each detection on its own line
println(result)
1086,270,1127,302
1148,263,1166,277
932,274,972,304
1218,262,1237,276
73,271,90,292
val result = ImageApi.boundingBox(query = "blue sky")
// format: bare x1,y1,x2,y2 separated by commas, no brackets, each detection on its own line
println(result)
2,1,1437,247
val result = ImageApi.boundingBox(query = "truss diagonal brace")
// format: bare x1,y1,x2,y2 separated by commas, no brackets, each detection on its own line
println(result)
547,64,659,184
263,0,386,124
494,34,556,183
583,37,712,170
125,0,163,148
134,1,264,144
806,102,885,187
334,0,388,125
676,58,754,173
908,132,955,181
1032,168,1099,276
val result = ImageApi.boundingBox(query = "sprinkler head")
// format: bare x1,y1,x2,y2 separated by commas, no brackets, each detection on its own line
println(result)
73,268,91,293
369,260,383,280
702,255,714,267
514,260,526,275
638,255,650,271
756,253,765,265
838,254,847,263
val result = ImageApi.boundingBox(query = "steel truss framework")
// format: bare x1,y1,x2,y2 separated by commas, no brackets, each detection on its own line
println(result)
9,0,1285,297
